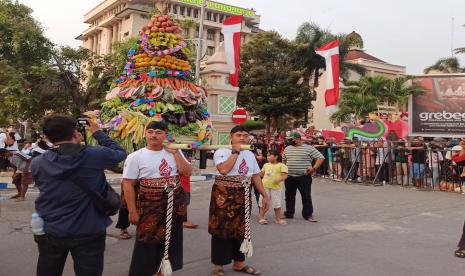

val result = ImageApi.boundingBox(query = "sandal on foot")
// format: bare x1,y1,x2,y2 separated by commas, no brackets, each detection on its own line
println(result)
211,268,224,276
234,265,261,275
258,219,268,225
306,217,318,222
119,231,131,240
10,194,19,199
275,219,287,225
455,248,465,258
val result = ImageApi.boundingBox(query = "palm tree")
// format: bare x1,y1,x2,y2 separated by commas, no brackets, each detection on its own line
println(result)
384,75,425,105
330,76,424,124
424,57,463,74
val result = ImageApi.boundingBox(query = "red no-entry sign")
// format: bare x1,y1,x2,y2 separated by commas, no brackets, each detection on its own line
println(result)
232,108,247,124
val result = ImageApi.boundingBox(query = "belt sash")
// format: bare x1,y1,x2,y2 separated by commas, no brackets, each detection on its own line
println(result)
209,175,253,257
137,176,184,275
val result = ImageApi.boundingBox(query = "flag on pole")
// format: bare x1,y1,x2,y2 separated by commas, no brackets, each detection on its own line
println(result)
221,15,243,87
315,40,340,115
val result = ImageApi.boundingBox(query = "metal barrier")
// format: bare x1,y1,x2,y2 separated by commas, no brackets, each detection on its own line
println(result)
312,143,464,192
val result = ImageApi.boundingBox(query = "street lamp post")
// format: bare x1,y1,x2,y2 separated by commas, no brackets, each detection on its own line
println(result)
195,0,207,84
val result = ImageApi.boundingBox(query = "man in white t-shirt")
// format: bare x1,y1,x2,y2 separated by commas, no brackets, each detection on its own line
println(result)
209,125,269,276
122,121,192,276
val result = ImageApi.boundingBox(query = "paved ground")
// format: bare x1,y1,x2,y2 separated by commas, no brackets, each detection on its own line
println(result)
1,177,465,276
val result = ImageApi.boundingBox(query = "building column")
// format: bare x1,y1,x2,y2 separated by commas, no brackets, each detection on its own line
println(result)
107,28,113,53
118,21,122,41
93,34,98,54
214,29,220,48
97,31,102,55
88,36,94,52
112,24,118,43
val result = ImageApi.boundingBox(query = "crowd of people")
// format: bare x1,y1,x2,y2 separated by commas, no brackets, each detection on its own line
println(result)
4,116,465,275
248,131,465,192
0,126,53,201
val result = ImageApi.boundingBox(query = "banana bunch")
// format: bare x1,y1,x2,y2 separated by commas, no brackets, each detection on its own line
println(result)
111,111,151,145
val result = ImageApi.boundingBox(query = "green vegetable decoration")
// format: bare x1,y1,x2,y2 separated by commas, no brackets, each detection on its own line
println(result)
94,11,212,152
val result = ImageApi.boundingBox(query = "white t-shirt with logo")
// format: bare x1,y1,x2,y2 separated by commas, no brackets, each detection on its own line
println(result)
123,148,189,179
214,149,260,177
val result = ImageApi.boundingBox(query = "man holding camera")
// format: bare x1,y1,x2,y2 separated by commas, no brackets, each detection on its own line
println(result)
283,132,324,222
31,115,127,276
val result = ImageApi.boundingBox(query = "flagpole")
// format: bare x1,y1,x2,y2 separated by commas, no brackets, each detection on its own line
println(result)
195,0,207,85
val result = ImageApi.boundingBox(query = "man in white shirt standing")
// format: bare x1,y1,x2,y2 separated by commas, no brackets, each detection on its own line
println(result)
209,125,269,276
122,121,192,276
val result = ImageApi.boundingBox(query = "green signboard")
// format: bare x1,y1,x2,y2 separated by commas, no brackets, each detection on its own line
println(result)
176,0,256,17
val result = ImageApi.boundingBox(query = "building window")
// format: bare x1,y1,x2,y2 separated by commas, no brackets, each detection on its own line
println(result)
218,132,230,145
212,13,217,22
172,5,177,14
180,6,185,16
218,95,236,114
124,32,129,37
183,29,189,37
207,29,215,40
219,14,224,23
207,12,212,21
225,76,230,85
186,7,191,17
220,33,224,42
194,9,199,18
195,29,199,38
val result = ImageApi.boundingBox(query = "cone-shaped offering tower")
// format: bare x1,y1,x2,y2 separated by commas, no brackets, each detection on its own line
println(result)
95,11,212,152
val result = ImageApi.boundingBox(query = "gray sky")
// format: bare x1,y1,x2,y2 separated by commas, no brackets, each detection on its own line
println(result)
19,0,465,74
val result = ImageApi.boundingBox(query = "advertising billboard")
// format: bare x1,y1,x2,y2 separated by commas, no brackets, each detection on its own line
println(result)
410,74,465,137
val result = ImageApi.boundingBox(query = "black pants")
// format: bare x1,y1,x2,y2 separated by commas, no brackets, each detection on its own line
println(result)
284,174,313,219
36,232,106,276
211,236,245,265
458,221,465,248
128,219,183,276
375,163,390,182
115,207,129,230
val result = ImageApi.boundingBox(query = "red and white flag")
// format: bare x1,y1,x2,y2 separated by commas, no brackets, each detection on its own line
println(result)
316,40,340,115
221,15,243,87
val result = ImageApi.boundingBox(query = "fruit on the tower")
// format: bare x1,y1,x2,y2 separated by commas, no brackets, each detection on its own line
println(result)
96,11,212,153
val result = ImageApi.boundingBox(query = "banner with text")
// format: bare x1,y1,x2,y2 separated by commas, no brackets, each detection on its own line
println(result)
410,75,465,137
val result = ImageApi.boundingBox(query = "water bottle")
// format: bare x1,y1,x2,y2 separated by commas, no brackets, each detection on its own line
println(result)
31,212,45,236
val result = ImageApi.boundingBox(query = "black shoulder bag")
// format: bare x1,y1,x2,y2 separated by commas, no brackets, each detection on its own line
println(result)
70,175,121,217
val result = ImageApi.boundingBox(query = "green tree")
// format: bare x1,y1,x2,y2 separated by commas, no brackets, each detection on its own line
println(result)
238,31,312,133
424,57,463,74
0,0,53,124
330,76,423,124
31,39,136,116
